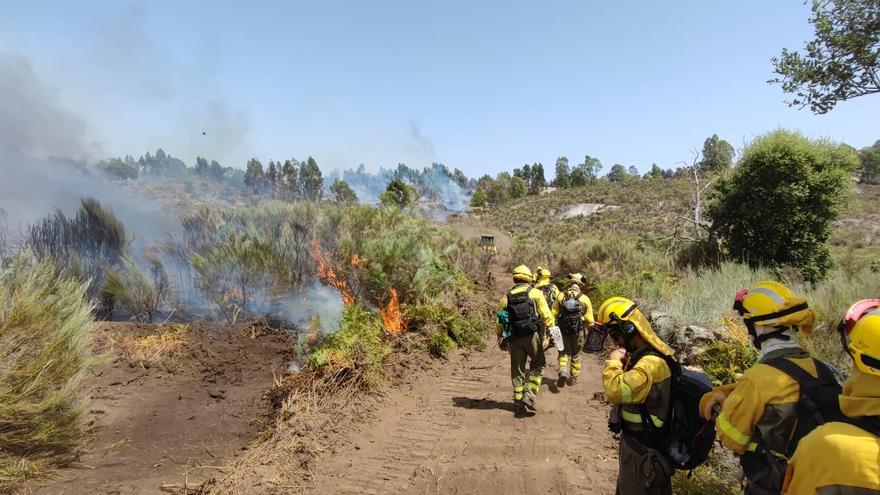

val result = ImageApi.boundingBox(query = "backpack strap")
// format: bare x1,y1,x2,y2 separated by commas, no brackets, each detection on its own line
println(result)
764,358,833,426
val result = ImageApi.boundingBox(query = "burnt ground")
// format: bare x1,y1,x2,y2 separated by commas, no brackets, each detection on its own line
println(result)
29,322,292,495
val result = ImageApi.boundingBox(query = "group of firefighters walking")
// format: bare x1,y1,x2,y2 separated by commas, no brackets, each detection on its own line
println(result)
495,265,880,494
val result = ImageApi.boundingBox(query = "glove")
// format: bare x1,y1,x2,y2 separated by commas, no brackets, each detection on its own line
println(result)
499,339,509,352
699,383,737,421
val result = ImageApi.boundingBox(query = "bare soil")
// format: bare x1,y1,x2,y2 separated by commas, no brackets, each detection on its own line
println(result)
29,322,292,495
300,347,619,495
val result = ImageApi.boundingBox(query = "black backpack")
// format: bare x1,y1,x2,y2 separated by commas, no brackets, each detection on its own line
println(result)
539,284,556,308
634,354,716,471
763,357,845,457
558,291,583,335
505,288,539,337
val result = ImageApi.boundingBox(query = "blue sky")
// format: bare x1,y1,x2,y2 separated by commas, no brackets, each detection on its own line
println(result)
2,1,877,177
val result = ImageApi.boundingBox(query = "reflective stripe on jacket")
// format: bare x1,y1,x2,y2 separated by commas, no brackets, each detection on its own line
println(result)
603,346,673,432
716,348,818,457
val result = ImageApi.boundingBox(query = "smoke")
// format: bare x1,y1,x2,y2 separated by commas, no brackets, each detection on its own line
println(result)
0,53,179,253
325,163,472,213
0,54,99,161
408,120,436,157
275,283,345,335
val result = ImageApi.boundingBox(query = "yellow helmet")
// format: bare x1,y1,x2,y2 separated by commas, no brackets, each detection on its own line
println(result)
733,281,814,349
569,273,587,286
839,299,880,377
535,266,551,281
512,264,533,283
597,297,674,356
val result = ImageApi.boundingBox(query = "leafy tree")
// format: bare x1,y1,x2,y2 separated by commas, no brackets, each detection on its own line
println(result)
281,159,299,199
529,162,546,194
470,187,489,207
510,176,528,199
707,130,858,282
700,134,736,174
209,160,225,181
452,168,469,190
771,0,880,113
380,178,419,209
195,157,210,176
96,158,138,180
330,178,358,203
627,165,639,177
493,173,515,204
646,163,664,179
554,156,572,188
300,157,324,201
859,139,880,183
266,161,278,192
244,158,265,193
607,164,629,182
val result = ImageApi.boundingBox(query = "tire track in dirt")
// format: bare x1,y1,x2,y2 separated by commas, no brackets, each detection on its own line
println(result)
305,346,618,495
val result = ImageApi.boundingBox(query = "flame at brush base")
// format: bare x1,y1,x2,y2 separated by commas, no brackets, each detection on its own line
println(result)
380,288,404,335
310,238,356,306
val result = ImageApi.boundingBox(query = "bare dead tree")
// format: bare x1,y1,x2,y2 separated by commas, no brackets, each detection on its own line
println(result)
664,150,719,259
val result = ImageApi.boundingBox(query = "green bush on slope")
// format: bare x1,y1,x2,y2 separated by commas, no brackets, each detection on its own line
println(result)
0,253,95,483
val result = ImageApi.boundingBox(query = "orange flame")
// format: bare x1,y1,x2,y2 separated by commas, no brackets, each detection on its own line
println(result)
311,239,356,306
380,288,404,335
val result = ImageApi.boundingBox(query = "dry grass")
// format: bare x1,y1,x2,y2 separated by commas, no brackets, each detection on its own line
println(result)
108,324,190,365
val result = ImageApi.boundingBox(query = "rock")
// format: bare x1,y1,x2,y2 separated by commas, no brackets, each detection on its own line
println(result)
684,346,706,365
649,311,676,343
685,325,717,344
558,203,620,220
711,328,727,341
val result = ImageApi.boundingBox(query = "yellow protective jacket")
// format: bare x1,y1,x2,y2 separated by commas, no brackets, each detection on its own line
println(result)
552,289,595,326
534,280,560,309
495,284,555,338
783,369,880,494
716,348,817,458
603,345,673,435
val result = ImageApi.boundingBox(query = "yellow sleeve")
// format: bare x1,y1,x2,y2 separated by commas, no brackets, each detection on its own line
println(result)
603,356,666,405
532,289,555,328
578,294,595,325
551,291,563,317
495,295,507,337
716,377,763,454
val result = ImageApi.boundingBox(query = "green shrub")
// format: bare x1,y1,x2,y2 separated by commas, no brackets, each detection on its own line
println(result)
0,253,95,483
307,305,390,389
102,256,168,323
406,303,487,352
696,341,758,385
708,130,858,282
427,331,456,357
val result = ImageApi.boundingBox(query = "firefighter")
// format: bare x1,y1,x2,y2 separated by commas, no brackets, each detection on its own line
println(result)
496,265,558,414
551,273,594,387
701,281,834,495
534,266,559,350
599,296,676,495
783,299,880,494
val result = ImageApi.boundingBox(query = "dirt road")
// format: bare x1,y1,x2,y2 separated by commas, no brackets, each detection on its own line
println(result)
302,343,618,494
303,215,619,494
